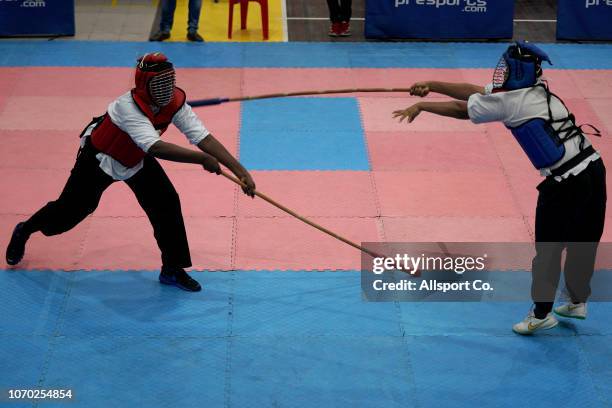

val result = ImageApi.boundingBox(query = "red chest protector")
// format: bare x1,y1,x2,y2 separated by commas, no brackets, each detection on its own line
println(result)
90,87,186,168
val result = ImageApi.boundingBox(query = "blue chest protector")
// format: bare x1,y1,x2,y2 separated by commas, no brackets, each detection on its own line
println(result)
507,84,589,169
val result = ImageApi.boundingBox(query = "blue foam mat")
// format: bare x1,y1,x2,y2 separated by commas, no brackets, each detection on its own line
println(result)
408,335,603,408
231,272,399,336
240,98,369,170
58,271,231,337
1,41,612,69
229,336,418,408
43,336,227,408
1,269,611,408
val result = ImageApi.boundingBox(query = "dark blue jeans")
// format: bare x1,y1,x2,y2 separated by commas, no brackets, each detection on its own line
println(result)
160,0,202,33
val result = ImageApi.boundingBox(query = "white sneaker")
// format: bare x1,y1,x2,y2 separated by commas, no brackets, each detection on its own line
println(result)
512,310,558,335
554,302,587,320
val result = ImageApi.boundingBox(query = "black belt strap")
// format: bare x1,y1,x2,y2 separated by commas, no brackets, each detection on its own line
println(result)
78,115,105,139
549,145,596,178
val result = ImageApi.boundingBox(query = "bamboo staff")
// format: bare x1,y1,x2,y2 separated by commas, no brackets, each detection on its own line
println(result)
220,170,384,260
188,87,412,107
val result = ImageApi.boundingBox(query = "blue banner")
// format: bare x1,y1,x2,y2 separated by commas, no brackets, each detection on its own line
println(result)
365,0,514,40
557,0,612,40
0,0,75,36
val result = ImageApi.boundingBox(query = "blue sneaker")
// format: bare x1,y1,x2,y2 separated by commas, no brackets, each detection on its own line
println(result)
159,267,202,292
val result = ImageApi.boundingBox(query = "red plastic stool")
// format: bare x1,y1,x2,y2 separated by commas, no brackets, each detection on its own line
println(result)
228,0,269,40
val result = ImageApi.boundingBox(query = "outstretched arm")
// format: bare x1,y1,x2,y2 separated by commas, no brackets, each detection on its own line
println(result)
172,103,256,197
393,101,469,124
198,135,256,197
410,81,485,101
148,140,221,173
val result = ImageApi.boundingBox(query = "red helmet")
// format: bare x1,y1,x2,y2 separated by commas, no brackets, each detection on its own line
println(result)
134,52,176,107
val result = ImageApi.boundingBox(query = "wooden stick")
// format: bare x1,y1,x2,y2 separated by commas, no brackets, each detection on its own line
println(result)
188,87,412,107
220,170,383,260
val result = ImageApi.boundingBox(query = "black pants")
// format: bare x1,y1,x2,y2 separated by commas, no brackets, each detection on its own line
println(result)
326,0,352,23
25,142,192,268
532,159,607,317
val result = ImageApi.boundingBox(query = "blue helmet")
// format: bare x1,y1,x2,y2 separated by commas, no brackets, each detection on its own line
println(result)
493,41,553,91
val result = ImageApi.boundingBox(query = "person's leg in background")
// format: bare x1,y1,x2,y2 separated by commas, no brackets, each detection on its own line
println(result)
556,160,607,319
338,0,352,37
186,0,204,42
124,155,200,292
150,0,177,41
326,0,342,37
6,142,115,265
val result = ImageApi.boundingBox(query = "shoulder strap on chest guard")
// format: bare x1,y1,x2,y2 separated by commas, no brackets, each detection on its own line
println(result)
538,83,601,148
509,83,601,169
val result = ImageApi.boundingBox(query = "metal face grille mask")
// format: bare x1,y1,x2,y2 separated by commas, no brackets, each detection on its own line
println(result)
148,68,176,107
134,52,176,107
492,56,509,90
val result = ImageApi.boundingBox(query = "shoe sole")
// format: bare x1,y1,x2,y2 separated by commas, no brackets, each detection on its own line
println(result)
6,258,19,266
6,223,26,265
159,276,201,292
512,319,559,335
554,310,586,320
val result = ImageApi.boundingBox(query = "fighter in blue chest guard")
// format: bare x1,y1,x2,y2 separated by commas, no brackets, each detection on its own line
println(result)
392,41,607,336
496,42,600,172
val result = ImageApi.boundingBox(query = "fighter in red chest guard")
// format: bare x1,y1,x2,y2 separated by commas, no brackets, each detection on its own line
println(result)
6,52,256,292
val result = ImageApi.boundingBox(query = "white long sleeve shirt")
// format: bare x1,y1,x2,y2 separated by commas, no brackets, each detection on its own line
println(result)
82,91,210,181
467,83,600,181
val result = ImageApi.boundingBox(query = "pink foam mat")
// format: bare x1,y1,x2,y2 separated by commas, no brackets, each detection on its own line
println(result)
1,214,91,271
358,97,480,133
486,130,542,218
459,69,496,87
11,67,132,97
563,98,609,135
0,130,79,170
542,70,585,99
236,171,378,217
366,131,500,172
76,216,234,271
94,169,237,218
177,68,243,101
0,168,71,215
0,95,7,117
568,70,612,99
192,102,241,135
233,216,380,270
77,216,163,270
351,68,470,99
352,68,470,85
0,68,23,98
373,171,522,217
0,96,112,131
382,216,533,242
241,68,356,96
589,98,612,134
3,66,611,272
93,183,148,218
160,126,238,161
163,169,237,217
